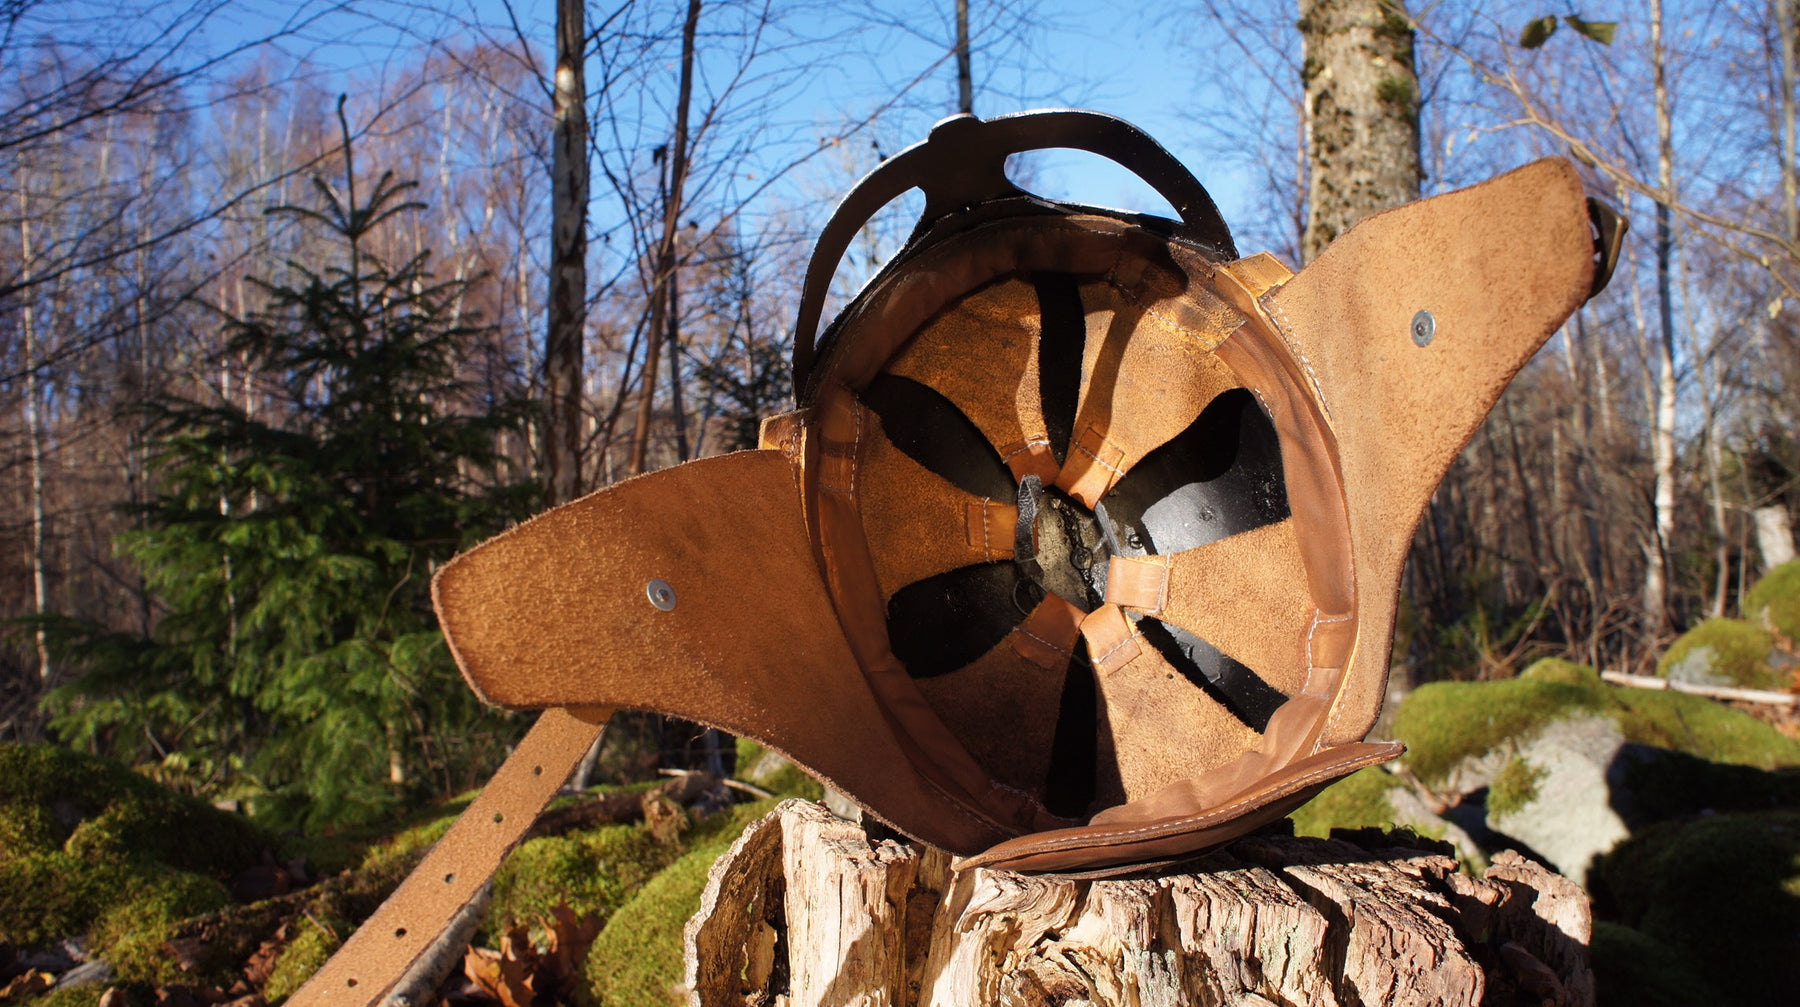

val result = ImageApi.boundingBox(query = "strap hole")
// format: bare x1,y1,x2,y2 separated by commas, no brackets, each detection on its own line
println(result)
492,812,504,823
532,765,543,776
347,978,359,988
395,927,408,939
444,872,455,884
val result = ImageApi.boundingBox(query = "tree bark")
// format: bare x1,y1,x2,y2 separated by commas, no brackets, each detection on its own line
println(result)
629,0,702,477
545,0,590,508
1298,0,1421,264
17,190,51,683
1644,0,1678,637
687,800,1595,1007
955,0,973,115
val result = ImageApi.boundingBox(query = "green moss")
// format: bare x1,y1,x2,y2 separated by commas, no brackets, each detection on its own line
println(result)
92,865,236,986
25,986,156,1007
1486,757,1546,818
264,913,347,1004
0,744,273,979
581,801,777,1004
1289,767,1402,837
1393,664,1607,786
485,823,680,946
1746,558,1800,643
1590,810,1800,1006
1375,75,1416,108
733,739,824,801
1609,747,1800,826
0,743,269,868
1590,920,1725,1007
1395,658,1800,788
1658,618,1781,690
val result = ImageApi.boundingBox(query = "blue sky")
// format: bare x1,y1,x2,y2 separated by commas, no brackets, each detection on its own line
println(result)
192,0,1285,252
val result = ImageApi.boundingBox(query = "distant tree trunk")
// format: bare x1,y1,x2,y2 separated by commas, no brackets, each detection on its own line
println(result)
1756,506,1797,571
955,0,973,115
545,0,589,508
1782,0,1798,254
549,0,602,793
1644,0,1678,637
1298,0,1420,684
629,0,701,477
17,192,50,684
1298,0,1421,264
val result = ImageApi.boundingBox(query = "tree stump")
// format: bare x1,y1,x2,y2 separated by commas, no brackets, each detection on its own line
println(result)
684,800,1594,1007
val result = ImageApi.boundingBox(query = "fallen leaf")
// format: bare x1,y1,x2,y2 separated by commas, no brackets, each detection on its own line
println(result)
0,970,52,1001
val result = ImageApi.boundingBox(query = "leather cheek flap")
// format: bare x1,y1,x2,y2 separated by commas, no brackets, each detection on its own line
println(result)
1263,157,1596,745
433,451,844,716
430,451,1036,850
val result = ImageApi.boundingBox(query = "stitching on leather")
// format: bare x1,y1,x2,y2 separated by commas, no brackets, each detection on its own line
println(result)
1074,433,1126,475
1305,609,1352,679
1094,626,1142,666
849,402,863,500
1016,619,1071,657
1260,292,1332,422
1001,437,1051,461
1103,268,1234,352
989,748,1394,852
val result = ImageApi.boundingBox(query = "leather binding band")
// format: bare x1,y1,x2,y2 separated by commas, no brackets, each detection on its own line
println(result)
287,706,612,1007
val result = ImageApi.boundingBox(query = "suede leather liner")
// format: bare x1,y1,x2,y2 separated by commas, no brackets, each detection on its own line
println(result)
804,213,1368,864
811,385,1069,838
857,403,1019,598
915,604,1076,798
434,451,1016,852
1104,519,1313,697
437,166,1596,871
1259,158,1595,747
1085,616,1264,805
884,277,1056,482
1055,282,1240,508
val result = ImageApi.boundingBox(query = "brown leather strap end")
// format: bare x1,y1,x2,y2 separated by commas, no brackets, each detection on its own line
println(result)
288,707,611,1007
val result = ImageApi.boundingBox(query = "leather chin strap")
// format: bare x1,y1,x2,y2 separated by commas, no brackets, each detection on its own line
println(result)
287,706,613,1007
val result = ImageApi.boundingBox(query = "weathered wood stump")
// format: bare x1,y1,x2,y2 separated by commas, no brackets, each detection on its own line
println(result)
684,800,1593,1007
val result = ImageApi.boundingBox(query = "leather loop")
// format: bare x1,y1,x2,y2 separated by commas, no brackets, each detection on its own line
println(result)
288,707,612,1007
1103,555,1169,614
793,110,1237,389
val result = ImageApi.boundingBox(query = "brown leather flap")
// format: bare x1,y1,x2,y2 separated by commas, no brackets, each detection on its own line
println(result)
962,740,1403,873
1262,158,1595,745
432,450,1015,852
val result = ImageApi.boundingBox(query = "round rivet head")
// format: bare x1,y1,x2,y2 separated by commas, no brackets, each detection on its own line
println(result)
646,579,677,611
1411,309,1436,347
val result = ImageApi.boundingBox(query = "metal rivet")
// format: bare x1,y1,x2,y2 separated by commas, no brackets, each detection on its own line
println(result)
646,579,677,611
1411,309,1436,347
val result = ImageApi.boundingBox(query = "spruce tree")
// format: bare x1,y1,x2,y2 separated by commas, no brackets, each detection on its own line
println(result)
47,120,536,830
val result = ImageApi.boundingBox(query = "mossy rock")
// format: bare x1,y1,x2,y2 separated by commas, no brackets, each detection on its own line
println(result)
1394,658,1800,789
1746,558,1800,644
1589,810,1800,1006
484,822,682,947
0,744,274,984
582,800,777,1004
1590,920,1725,1007
1657,617,1782,691
1485,756,1546,819
734,739,825,802
1289,767,1402,837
